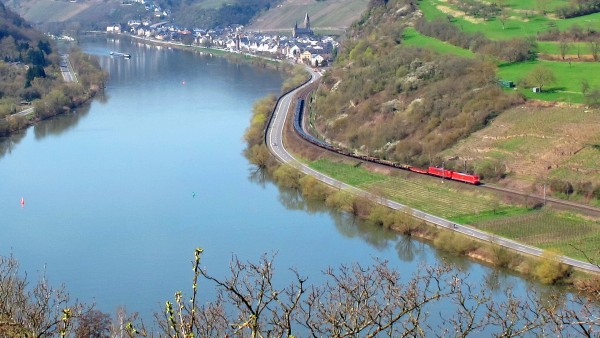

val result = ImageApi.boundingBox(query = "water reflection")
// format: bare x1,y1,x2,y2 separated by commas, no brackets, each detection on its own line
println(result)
33,103,92,140
395,235,426,262
252,165,424,259
0,131,26,159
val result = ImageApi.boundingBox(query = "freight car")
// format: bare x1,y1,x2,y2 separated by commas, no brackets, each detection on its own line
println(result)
292,99,480,185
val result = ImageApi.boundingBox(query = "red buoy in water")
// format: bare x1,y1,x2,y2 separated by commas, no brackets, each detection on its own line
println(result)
20,197,24,207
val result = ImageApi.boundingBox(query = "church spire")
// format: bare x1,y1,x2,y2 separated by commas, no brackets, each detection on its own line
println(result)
304,12,310,30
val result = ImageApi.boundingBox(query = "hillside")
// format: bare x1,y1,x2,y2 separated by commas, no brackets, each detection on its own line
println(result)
3,0,146,32
4,0,280,32
247,0,369,34
309,0,600,204
0,2,106,136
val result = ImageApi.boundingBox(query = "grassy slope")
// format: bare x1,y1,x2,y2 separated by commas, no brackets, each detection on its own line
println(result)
497,60,600,102
247,0,369,33
402,27,475,58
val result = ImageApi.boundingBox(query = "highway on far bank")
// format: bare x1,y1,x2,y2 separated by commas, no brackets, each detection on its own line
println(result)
265,68,600,274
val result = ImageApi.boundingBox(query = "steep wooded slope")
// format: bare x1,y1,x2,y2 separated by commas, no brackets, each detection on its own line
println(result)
312,0,521,171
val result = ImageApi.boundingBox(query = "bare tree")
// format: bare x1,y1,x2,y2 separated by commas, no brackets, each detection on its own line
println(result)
0,255,88,338
526,65,556,92
158,249,599,337
560,39,571,60
589,38,600,61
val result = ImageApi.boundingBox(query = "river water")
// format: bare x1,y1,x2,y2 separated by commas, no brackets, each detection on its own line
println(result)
1,38,555,324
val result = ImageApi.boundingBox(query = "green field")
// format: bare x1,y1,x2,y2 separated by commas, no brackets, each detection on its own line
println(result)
497,60,600,102
402,27,475,58
479,0,565,11
537,41,591,56
419,0,600,40
310,159,503,219
475,211,600,261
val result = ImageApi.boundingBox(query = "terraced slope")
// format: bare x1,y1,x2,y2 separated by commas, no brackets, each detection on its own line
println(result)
248,0,369,33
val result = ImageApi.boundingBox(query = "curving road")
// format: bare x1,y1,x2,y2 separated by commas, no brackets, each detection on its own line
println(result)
265,68,600,274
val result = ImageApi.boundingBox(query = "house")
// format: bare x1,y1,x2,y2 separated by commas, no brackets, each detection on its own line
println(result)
287,45,301,59
106,25,122,33
300,50,312,63
311,54,325,67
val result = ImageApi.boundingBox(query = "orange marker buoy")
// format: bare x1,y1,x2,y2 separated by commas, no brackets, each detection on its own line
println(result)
20,197,25,207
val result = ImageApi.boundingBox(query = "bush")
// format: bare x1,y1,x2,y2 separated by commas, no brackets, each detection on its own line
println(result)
549,178,574,195
325,190,355,213
476,159,507,181
299,175,332,201
434,231,478,255
534,252,571,284
272,165,303,189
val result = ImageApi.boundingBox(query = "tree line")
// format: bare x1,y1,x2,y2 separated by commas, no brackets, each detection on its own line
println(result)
556,0,600,18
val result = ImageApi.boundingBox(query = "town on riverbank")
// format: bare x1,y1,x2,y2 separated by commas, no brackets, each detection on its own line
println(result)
105,13,337,68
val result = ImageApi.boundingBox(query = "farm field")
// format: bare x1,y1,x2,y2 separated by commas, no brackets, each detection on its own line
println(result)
443,104,600,194
474,210,600,262
537,41,591,58
479,0,565,11
307,159,599,262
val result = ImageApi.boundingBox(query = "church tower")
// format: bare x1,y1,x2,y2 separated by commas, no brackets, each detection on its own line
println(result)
304,13,311,30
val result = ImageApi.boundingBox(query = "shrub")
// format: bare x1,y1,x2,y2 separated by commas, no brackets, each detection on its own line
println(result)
534,252,571,285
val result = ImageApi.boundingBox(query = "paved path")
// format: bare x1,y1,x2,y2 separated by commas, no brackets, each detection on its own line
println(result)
265,69,600,274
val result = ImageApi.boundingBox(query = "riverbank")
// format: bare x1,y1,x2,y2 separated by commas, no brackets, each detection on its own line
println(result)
107,32,291,71
243,66,599,296
1,49,106,137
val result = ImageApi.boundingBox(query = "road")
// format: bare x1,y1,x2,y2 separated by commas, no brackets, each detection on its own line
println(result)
10,54,77,119
60,54,78,83
265,68,600,274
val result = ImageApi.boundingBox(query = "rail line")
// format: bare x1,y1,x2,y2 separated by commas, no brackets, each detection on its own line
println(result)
265,68,599,273
292,94,600,218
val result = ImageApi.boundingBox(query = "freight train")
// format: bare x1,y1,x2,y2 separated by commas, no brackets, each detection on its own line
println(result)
293,99,480,185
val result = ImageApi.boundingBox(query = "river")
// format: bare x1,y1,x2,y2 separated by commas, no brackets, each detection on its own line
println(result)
0,37,563,325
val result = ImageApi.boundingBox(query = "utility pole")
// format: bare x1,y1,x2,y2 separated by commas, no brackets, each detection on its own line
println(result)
543,183,546,205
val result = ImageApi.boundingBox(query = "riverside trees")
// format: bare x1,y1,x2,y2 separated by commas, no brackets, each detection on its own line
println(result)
142,249,599,337
1,248,598,337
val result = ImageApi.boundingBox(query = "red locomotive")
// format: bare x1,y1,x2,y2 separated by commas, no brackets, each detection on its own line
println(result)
408,166,480,184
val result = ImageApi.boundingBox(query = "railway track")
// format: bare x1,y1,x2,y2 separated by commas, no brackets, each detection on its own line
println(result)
292,88,600,219
267,68,599,273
